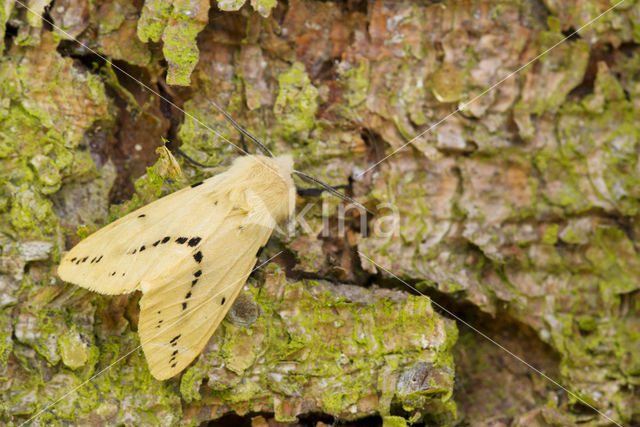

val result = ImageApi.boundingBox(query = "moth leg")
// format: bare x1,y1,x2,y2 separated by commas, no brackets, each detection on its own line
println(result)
296,185,349,197
249,245,266,295
240,134,248,153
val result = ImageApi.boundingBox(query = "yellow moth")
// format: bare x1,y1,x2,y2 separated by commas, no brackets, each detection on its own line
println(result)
58,154,296,379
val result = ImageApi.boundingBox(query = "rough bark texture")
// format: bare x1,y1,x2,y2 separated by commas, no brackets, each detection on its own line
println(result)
1,0,639,425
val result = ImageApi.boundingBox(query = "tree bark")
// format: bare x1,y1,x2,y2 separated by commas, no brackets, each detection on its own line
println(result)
1,0,639,425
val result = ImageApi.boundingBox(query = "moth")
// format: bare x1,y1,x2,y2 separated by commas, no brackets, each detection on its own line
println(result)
58,154,297,379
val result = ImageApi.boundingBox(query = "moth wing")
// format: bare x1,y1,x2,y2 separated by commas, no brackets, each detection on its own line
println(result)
137,215,273,380
58,175,230,294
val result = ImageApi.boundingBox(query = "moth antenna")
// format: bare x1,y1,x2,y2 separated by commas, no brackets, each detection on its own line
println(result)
206,99,275,158
293,170,374,216
173,146,218,169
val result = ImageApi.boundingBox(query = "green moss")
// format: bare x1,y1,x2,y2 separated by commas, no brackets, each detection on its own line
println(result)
274,62,319,138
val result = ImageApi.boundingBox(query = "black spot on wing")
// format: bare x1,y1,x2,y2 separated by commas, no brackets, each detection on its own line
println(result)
96,255,103,263
138,214,146,218
170,335,181,343
193,251,202,263
111,272,116,276
221,297,226,305
140,245,146,252
153,240,160,247
191,279,198,287
176,237,188,244
171,363,177,368
185,291,192,299
182,302,187,310
188,237,201,247
162,236,170,243
172,350,178,356
71,257,77,262
194,270,202,277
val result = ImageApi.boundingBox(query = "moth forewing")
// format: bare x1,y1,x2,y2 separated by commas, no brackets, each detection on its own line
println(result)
59,155,296,379
57,173,229,295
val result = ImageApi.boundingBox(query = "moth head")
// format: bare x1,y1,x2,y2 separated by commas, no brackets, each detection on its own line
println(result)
272,154,294,178
234,155,296,223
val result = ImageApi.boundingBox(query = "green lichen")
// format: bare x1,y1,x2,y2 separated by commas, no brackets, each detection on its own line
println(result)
109,146,185,222
274,62,319,138
554,61,640,217
29,154,61,194
9,186,57,236
162,1,210,86
57,328,89,370
137,0,172,42
250,0,277,17
0,1,13,55
0,35,111,243
576,316,597,333
176,273,457,423
541,224,559,245
340,59,370,109
217,0,246,12
430,62,464,103
0,310,13,376
179,366,205,403
176,99,240,168
382,415,408,427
